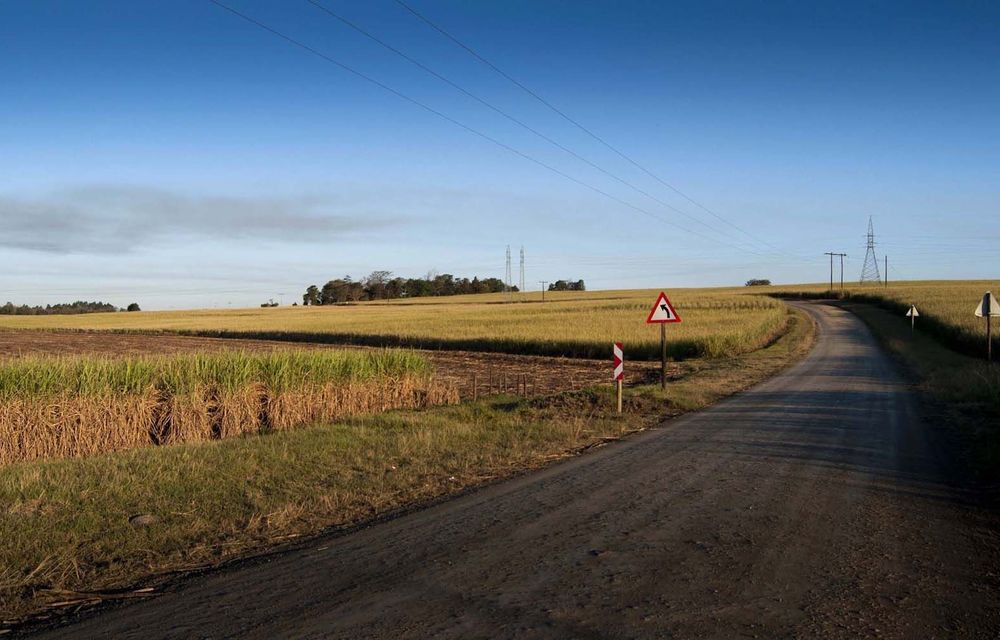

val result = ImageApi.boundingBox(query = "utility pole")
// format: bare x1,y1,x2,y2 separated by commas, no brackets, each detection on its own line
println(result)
838,253,847,292
538,281,548,302
884,256,888,288
825,252,847,292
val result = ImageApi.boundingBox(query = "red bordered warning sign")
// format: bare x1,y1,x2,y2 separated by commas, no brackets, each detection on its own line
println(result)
613,342,624,381
646,291,682,324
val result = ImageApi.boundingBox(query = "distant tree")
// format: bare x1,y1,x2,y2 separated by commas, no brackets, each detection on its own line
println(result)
386,277,405,299
0,300,119,315
126,303,141,312
745,279,772,287
321,280,348,305
303,285,320,306
302,271,538,302
547,280,585,292
363,270,393,300
481,277,506,293
431,273,456,296
348,282,366,302
404,278,432,298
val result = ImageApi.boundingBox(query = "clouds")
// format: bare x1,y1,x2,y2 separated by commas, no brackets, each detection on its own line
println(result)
0,185,402,253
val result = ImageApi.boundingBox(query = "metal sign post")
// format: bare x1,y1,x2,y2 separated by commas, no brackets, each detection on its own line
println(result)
905,305,919,336
660,324,667,390
645,291,682,390
613,342,624,413
975,291,1000,362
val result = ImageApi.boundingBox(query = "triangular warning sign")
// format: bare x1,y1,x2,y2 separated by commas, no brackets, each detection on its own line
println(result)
646,292,682,324
974,291,1000,318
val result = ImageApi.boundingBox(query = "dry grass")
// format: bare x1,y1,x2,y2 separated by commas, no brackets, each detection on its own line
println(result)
0,288,788,360
0,350,456,466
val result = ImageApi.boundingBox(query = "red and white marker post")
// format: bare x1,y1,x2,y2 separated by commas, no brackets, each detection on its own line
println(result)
646,291,682,390
613,342,624,413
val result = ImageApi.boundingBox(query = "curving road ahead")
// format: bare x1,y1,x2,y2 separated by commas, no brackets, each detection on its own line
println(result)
27,303,1000,639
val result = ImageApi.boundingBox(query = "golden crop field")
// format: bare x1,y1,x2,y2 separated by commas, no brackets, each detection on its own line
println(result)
0,288,788,361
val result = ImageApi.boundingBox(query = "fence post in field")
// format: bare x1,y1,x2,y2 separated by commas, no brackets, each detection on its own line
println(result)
472,372,478,401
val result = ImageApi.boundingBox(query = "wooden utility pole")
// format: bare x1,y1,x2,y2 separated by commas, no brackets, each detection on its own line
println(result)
825,252,846,292
538,281,548,303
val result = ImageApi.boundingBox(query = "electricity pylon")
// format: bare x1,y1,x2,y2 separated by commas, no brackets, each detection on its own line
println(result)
859,216,882,285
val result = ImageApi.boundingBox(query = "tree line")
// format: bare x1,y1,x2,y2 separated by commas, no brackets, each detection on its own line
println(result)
0,301,140,315
547,280,586,291
302,272,516,305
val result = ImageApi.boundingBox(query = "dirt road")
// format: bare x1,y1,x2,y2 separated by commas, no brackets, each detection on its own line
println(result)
25,303,1000,638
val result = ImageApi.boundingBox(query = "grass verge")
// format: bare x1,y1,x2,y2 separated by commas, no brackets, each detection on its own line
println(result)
0,307,814,629
839,302,1000,485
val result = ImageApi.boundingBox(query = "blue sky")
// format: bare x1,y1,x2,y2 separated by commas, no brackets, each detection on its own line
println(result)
2,0,998,308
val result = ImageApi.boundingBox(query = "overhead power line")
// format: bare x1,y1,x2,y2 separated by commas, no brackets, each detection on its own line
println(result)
392,0,795,259
305,0,767,256
207,0,781,259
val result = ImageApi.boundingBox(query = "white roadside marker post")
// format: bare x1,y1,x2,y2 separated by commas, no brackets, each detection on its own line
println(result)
905,304,919,336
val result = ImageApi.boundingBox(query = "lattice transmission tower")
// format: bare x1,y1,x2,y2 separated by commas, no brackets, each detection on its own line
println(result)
859,216,882,285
